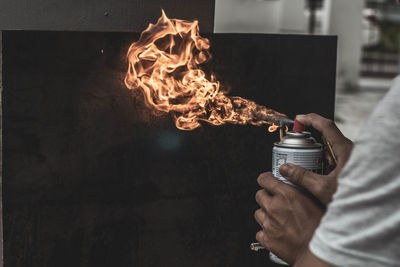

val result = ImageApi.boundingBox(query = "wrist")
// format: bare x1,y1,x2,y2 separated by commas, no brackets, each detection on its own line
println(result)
293,245,310,266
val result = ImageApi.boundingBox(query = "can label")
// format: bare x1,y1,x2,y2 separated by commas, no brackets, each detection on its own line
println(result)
269,145,323,265
269,132,323,265
272,146,323,187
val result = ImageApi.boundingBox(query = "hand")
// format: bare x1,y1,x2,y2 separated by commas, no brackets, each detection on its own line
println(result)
280,113,353,205
254,173,324,264
254,114,352,263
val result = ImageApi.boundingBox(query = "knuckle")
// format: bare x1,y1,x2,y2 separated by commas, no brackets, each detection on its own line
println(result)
262,220,270,230
254,209,259,220
258,172,273,185
324,118,336,130
256,231,264,243
271,182,283,195
255,231,261,241
254,208,262,218
267,201,278,216
254,209,264,223
257,176,262,185
280,189,295,202
258,172,269,179
315,183,329,203
325,118,334,125
257,173,266,184
320,179,329,192
308,113,320,122
313,180,332,204
308,113,333,129
308,112,317,118
255,190,263,202
316,179,328,194
301,170,313,185
291,167,307,186
270,229,284,240
270,181,278,191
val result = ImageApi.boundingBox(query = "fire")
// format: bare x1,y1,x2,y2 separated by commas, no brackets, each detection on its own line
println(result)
268,123,279,132
125,10,287,130
268,123,289,133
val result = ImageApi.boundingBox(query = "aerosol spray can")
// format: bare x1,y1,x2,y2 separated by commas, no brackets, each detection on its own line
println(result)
270,120,323,265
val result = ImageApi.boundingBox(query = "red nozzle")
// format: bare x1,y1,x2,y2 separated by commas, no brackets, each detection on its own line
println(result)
293,119,305,132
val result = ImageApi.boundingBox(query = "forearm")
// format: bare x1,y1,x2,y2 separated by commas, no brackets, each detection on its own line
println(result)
294,249,335,267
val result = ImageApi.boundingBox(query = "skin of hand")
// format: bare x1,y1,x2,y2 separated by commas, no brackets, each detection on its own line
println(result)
254,113,353,264
280,113,353,205
255,173,325,264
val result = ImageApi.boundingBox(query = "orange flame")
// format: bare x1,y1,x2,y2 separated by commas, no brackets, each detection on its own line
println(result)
268,123,289,133
268,123,279,132
125,10,286,130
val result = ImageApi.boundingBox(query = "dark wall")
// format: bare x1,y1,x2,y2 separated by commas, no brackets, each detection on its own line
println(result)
2,31,336,267
0,0,215,32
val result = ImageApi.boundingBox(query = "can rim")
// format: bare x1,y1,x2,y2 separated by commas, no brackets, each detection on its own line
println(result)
274,131,323,148
274,142,322,148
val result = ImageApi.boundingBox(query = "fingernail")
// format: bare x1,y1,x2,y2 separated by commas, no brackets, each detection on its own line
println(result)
279,164,292,176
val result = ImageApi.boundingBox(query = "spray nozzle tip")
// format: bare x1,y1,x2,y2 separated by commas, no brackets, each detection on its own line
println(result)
293,119,305,132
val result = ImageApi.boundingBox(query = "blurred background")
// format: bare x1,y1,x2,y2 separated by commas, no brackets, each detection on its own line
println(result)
214,0,400,140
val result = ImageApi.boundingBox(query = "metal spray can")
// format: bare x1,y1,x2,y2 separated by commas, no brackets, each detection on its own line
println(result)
270,130,323,265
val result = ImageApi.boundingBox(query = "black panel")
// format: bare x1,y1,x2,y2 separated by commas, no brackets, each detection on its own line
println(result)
0,0,215,33
2,31,336,267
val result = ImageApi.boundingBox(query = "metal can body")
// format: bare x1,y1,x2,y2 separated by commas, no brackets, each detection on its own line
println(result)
269,131,323,265
272,146,323,187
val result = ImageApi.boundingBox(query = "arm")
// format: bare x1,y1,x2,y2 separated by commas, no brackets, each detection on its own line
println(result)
257,78,400,266
294,249,334,267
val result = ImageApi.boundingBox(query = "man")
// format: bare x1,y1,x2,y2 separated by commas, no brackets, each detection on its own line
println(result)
254,77,400,266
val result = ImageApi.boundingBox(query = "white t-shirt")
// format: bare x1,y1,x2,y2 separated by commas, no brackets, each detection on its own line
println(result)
309,77,400,267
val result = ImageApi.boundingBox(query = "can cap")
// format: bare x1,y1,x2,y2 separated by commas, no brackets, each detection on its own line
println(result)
293,119,305,132
275,131,322,148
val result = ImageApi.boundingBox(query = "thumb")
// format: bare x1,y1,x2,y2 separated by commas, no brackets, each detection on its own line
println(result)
279,163,321,195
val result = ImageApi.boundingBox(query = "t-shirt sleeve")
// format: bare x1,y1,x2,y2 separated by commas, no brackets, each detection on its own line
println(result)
309,77,400,267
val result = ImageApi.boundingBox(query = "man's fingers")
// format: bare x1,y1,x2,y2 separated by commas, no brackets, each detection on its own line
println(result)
257,172,288,195
255,189,272,211
296,113,344,146
295,113,353,166
254,208,268,228
295,113,336,136
279,163,321,196
256,230,268,248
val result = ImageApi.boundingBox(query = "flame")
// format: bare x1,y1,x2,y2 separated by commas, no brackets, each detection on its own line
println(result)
268,124,289,133
268,123,279,132
125,10,287,130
